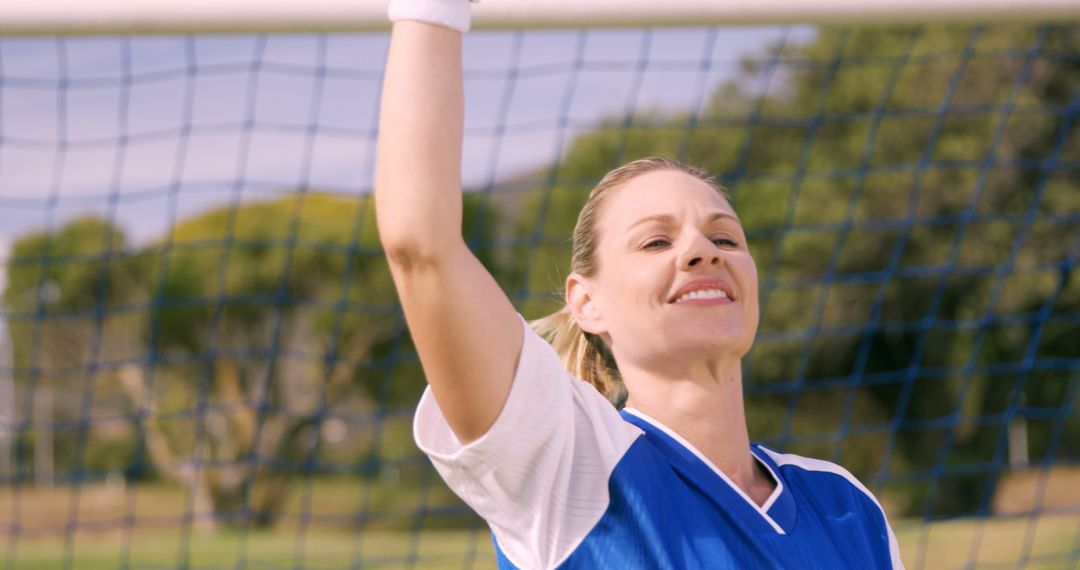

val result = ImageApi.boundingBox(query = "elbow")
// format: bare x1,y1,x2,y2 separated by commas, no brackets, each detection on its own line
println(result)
375,203,462,273
380,236,457,273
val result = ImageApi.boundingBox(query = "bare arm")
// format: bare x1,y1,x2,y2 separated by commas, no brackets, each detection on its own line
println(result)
375,19,522,443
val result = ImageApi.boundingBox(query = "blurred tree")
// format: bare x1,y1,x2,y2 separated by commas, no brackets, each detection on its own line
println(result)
111,190,503,528
3,217,142,485
0,188,505,527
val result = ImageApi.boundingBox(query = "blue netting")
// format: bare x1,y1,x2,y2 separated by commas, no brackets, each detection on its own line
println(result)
0,24,1078,569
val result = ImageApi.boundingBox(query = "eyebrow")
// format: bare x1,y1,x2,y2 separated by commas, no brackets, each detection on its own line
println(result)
627,212,740,232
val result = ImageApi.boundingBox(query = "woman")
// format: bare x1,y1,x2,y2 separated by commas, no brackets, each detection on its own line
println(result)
375,1,904,568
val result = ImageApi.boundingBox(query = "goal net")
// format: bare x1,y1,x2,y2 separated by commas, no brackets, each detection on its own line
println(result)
1,3,1078,568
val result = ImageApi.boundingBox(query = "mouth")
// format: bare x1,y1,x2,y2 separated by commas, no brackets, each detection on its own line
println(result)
668,280,737,305
672,288,729,303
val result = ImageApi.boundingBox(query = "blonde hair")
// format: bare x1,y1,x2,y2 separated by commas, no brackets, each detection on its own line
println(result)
530,157,730,406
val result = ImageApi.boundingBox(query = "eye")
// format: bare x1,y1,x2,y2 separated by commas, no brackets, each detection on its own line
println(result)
643,238,671,250
712,237,738,247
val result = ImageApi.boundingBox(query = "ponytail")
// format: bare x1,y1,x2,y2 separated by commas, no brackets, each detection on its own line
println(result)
530,306,626,407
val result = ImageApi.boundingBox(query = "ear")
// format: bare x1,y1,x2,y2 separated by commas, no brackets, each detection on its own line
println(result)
566,272,606,335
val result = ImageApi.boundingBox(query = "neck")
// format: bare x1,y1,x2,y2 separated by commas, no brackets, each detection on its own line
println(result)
621,355,773,505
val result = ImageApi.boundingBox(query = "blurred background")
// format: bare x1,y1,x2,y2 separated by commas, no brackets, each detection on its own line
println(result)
0,20,1078,570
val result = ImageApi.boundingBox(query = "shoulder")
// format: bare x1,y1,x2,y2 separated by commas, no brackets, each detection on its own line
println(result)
756,445,884,512
756,445,906,570
415,314,644,570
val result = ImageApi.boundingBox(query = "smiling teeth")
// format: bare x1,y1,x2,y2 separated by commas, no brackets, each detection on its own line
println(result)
675,289,728,303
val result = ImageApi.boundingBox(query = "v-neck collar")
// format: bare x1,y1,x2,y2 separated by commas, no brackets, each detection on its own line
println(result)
621,408,796,535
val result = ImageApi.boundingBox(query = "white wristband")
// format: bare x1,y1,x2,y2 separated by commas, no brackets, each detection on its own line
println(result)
388,0,473,33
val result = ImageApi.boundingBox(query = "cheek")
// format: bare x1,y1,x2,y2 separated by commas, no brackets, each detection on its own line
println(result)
738,258,760,311
606,253,662,294
593,263,662,331
746,263,759,300
590,268,631,317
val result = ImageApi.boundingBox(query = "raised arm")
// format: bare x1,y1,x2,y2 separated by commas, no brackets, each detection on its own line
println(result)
375,10,522,443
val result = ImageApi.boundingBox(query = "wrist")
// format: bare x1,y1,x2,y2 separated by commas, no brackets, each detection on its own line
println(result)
388,0,473,33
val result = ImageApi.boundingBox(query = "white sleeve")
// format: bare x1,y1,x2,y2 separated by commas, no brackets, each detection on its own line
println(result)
413,315,642,569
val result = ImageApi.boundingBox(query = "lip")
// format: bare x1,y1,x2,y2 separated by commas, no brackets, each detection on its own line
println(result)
668,278,737,305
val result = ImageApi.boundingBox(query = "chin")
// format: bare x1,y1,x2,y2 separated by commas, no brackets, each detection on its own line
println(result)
665,330,751,359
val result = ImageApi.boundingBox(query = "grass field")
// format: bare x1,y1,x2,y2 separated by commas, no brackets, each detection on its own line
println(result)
4,517,1078,569
1,478,496,569
7,528,498,570
3,479,1079,569
894,515,1079,569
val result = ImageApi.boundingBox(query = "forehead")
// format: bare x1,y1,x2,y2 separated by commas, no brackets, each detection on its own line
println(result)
599,169,736,230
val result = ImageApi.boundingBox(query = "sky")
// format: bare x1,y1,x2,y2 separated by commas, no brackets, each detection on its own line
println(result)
0,26,814,297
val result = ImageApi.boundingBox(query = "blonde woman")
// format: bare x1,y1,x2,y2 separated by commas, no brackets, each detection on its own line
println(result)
375,1,904,568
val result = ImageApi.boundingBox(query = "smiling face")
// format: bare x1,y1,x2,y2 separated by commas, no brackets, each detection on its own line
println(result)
568,168,760,372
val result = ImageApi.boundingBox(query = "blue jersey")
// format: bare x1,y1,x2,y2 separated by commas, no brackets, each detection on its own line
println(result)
415,316,902,569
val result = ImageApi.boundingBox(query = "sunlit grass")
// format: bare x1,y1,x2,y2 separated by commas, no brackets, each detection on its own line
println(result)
894,513,1079,570
8,528,497,570
1,478,494,569
4,480,1080,569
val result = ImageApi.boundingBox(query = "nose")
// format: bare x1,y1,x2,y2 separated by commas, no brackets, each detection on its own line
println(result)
678,234,721,271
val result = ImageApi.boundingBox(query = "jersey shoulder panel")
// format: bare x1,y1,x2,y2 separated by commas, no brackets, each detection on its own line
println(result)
757,446,905,570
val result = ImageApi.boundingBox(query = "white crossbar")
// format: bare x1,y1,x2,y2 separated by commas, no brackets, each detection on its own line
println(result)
4,0,1080,35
